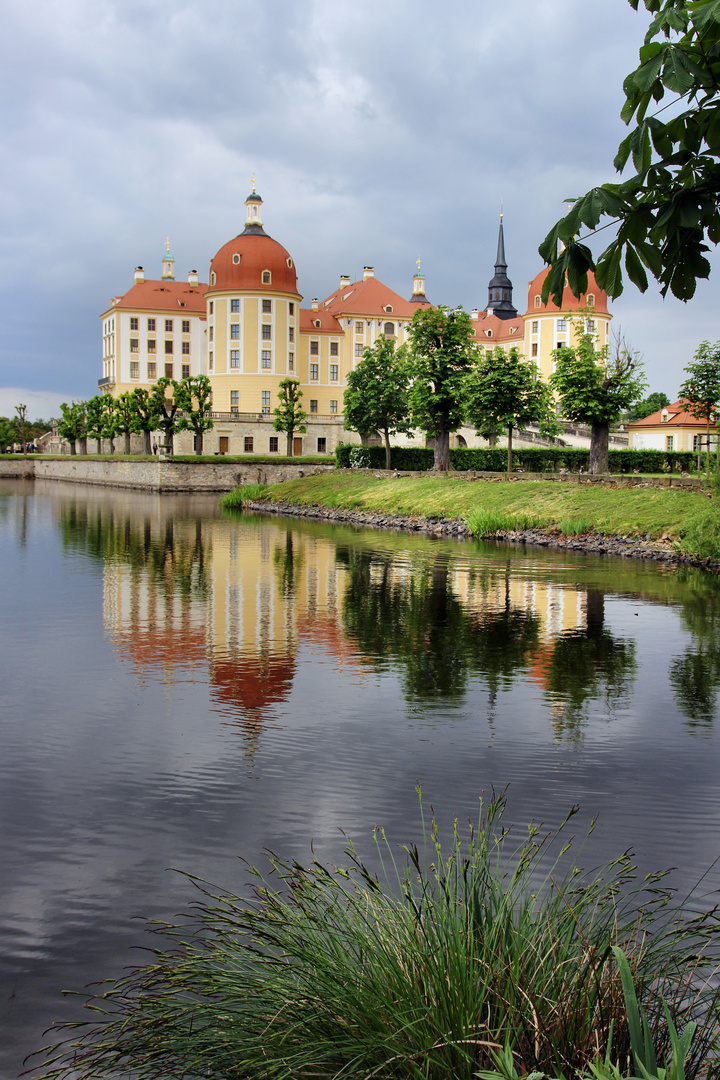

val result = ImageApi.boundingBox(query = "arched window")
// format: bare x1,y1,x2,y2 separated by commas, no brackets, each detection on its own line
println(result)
534,295,541,308
286,257,293,269
587,294,595,307
384,305,393,313
210,272,216,286
384,322,395,336
262,270,271,284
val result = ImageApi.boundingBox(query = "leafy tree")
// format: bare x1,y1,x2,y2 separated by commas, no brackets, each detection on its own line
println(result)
539,0,720,304
114,392,138,454
678,340,720,474
407,305,478,471
343,338,412,469
550,331,646,474
273,378,308,457
465,346,558,472
150,378,179,454
101,395,120,454
175,375,215,455
0,415,16,452
14,404,29,452
131,388,160,455
57,401,88,455
85,396,106,454
625,390,671,422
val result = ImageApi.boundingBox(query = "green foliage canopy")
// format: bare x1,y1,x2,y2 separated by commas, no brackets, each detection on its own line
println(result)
539,0,720,304
273,377,308,456
343,337,412,469
175,375,215,454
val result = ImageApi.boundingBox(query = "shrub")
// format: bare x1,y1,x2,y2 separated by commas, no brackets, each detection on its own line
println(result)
34,793,720,1080
466,507,539,536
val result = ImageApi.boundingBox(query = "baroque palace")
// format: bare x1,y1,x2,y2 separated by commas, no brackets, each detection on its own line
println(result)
99,185,611,456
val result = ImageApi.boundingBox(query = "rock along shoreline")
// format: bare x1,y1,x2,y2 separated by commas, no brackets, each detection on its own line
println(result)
246,499,719,572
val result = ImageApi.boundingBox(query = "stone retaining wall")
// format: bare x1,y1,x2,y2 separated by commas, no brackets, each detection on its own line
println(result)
0,457,335,491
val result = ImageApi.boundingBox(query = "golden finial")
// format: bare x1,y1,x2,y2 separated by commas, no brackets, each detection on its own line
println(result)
500,199,504,222
165,237,170,254
416,257,422,273
251,172,256,193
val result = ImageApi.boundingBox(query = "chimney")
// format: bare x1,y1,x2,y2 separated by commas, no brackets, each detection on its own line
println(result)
340,274,351,288
187,269,198,287
134,266,145,284
311,298,319,311
471,309,479,320
363,266,374,280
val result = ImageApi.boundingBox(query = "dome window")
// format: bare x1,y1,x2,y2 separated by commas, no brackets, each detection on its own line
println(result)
232,253,241,265
210,271,216,286
262,270,272,284
286,257,293,269
534,295,541,308
587,294,595,307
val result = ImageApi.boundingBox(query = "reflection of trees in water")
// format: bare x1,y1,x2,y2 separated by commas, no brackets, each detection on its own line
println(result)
339,548,540,703
58,501,210,600
669,580,720,729
273,529,304,599
541,589,637,743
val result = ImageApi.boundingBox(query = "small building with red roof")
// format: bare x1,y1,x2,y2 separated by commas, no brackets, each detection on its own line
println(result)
627,399,714,453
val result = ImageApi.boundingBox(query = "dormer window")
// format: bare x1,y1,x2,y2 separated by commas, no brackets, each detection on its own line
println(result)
661,409,669,424
587,294,595,307
534,295,541,308
232,253,241,265
486,329,492,337
385,305,393,313
210,272,216,286
262,270,271,284
314,319,321,328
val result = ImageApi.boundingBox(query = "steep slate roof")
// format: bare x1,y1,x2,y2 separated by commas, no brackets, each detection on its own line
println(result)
627,399,708,429
299,308,343,333
105,279,208,315
321,276,419,319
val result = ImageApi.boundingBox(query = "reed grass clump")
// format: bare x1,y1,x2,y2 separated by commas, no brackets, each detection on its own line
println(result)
466,506,540,536
33,792,720,1080
219,483,268,509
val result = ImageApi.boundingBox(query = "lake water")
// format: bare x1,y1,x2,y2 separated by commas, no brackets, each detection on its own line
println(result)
1,479,720,1078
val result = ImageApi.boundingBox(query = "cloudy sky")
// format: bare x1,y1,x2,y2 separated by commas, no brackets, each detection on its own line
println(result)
1,0,716,419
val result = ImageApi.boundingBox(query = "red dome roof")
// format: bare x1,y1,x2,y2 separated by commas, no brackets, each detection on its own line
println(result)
208,232,299,295
526,267,608,315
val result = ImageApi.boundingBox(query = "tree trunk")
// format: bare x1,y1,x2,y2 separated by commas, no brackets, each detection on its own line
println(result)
70,441,77,456
286,431,293,456
433,426,450,471
589,420,609,474
383,428,391,470
195,431,203,455
143,429,151,455
79,437,87,455
706,414,711,475
506,424,513,473
124,432,131,454
108,438,115,454
96,438,102,454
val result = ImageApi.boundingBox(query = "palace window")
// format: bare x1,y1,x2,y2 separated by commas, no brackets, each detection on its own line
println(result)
230,324,240,339
231,299,240,312
209,327,214,342
210,272,216,285
231,390,239,411
310,364,319,380
130,338,139,352
165,363,173,378
355,321,363,335
165,340,173,353
182,320,190,334
261,350,272,368
147,339,156,352
182,341,190,355
165,319,173,332
289,302,294,316
209,301,214,314
209,351,213,369
262,299,272,313
330,364,338,381
182,364,190,379
317,437,327,453
534,296,541,308
147,318,156,331
384,322,395,335
310,340,319,355
587,294,595,307
262,324,272,340
288,352,294,369
586,319,596,332
261,391,271,413
532,320,538,333
244,436,253,452
557,319,567,332
666,436,674,451
531,343,538,357
310,399,318,413
269,436,279,452
288,327,294,342
147,363,156,379
130,317,139,330
330,341,338,356
355,343,363,357
130,362,139,378
330,399,337,413
230,350,239,368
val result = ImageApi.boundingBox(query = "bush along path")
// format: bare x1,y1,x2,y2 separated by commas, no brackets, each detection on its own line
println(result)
221,474,720,568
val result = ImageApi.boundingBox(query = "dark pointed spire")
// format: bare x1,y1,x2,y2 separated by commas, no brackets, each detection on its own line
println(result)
487,214,517,320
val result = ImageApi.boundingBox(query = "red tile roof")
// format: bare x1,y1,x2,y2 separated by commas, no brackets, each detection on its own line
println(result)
472,312,524,343
321,275,419,319
299,308,343,333
627,399,709,429
208,232,300,296
105,279,208,315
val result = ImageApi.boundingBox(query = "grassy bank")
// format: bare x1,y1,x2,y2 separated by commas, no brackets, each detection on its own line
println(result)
237,473,720,556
